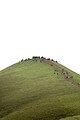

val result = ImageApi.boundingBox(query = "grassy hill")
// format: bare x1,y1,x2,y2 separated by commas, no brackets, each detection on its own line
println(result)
0,57,80,120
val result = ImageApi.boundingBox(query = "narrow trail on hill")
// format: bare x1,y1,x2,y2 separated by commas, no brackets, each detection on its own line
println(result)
32,57,80,88
40,58,80,88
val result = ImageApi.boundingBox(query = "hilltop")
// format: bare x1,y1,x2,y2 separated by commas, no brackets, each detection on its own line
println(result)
0,56,80,120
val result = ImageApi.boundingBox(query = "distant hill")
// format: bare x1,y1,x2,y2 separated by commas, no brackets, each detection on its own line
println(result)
0,57,80,120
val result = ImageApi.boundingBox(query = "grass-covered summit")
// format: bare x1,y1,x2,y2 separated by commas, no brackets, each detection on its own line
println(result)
0,57,80,120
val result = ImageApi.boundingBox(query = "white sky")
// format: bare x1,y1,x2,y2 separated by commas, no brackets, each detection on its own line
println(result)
0,0,80,74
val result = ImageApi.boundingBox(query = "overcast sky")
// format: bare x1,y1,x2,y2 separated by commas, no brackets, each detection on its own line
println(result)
0,0,80,74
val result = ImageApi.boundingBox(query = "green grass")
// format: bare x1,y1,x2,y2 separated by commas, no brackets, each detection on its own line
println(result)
0,59,80,120
60,115,80,120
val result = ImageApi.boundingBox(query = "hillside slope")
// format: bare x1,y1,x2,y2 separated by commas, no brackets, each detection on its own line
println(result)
0,58,80,120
